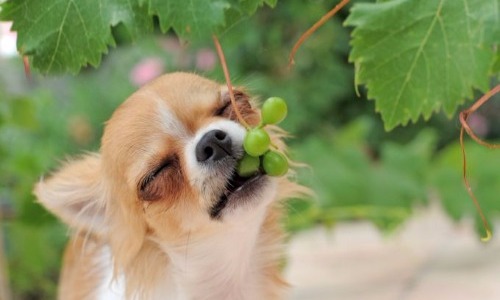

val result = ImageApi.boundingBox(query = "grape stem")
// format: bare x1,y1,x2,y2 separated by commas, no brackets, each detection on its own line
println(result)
20,46,32,81
212,35,250,129
288,0,350,69
22,56,32,81
459,84,500,242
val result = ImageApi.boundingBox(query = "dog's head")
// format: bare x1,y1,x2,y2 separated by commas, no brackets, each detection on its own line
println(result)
35,73,294,268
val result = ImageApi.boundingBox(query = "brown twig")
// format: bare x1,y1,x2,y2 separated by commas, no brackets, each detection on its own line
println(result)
459,84,500,242
288,0,350,69
212,35,250,129
460,85,500,149
22,55,32,81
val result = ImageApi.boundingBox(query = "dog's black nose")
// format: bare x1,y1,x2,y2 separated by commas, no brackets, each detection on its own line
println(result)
196,130,233,162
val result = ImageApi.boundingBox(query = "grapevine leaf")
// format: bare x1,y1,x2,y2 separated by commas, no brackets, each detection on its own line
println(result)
106,1,153,39
0,0,152,74
223,0,279,34
493,49,500,76
264,0,277,7
147,0,230,38
0,0,276,74
345,0,499,130
237,0,278,14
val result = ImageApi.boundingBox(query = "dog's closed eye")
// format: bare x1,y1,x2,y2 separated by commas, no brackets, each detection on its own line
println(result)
140,159,173,189
139,156,182,201
216,90,259,126
214,101,232,117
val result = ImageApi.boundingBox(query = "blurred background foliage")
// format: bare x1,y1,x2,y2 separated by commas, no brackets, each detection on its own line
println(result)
0,0,499,298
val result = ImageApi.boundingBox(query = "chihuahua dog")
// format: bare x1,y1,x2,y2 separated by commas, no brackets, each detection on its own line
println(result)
35,73,305,299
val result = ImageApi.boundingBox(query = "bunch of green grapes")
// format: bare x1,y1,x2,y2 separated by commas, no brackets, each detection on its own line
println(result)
237,97,289,177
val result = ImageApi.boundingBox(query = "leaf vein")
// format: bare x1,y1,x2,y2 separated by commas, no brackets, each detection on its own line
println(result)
437,11,450,106
387,0,445,124
353,12,437,57
72,2,90,52
47,0,73,73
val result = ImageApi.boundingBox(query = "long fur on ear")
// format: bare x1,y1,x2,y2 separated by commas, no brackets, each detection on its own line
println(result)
35,152,149,280
34,153,107,236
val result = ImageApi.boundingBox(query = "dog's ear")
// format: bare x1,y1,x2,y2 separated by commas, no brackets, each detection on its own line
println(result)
34,154,107,235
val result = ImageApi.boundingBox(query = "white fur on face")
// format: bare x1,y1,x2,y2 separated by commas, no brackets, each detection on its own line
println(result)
184,119,247,209
154,96,189,140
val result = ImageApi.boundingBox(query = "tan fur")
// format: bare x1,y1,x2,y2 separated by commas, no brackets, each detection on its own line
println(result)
35,72,306,299
58,235,105,300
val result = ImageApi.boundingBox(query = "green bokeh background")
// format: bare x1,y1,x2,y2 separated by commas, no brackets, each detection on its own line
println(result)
1,2,499,298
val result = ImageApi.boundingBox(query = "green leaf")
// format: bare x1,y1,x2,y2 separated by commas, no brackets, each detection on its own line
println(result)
264,0,277,7
145,0,230,38
0,0,152,74
493,49,500,76
0,0,277,74
106,1,153,39
238,0,277,14
345,0,498,130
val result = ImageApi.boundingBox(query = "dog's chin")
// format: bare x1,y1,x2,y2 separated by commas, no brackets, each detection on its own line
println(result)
209,171,269,220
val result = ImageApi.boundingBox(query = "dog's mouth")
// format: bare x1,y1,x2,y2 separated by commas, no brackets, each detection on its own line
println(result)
210,171,266,219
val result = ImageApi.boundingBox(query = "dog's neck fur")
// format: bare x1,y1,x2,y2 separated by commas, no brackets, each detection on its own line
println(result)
100,208,276,300
161,215,266,299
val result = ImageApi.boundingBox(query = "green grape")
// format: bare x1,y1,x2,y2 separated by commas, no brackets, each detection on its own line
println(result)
236,153,260,177
262,150,288,177
261,97,287,125
244,128,270,157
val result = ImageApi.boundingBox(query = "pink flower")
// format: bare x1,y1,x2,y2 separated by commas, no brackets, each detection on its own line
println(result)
160,36,182,54
467,113,489,137
129,57,165,87
196,48,216,71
